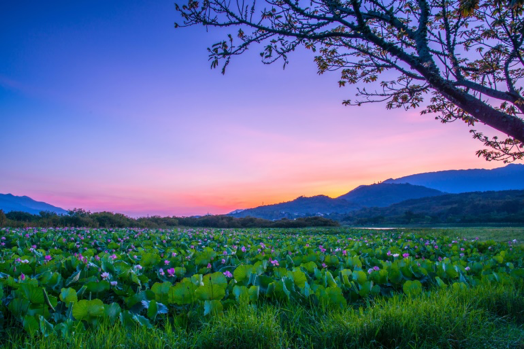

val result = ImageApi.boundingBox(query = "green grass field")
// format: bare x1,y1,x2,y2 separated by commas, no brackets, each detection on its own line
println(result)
1,227,523,348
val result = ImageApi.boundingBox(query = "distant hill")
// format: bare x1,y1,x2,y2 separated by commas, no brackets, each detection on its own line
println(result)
384,164,524,193
0,194,67,215
230,195,362,220
342,190,524,225
230,183,445,220
338,183,445,207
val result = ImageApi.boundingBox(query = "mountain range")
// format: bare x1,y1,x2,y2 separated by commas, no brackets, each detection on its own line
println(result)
230,195,362,220
383,163,524,193
0,194,67,215
229,164,524,220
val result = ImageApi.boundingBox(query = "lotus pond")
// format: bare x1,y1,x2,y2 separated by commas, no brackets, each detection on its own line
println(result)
0,227,523,348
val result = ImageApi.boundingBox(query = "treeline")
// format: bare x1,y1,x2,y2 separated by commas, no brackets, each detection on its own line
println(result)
340,190,524,225
0,209,339,229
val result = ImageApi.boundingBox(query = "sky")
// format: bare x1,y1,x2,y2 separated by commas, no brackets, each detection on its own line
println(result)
0,0,518,217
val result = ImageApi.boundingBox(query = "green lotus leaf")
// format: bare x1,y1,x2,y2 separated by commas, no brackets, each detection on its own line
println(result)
195,272,227,301
233,285,249,303
23,315,39,336
388,266,403,284
445,266,459,279
300,261,317,274
255,275,273,291
510,269,524,278
105,303,122,324
291,269,307,288
39,315,54,337
352,270,367,285
21,284,45,305
86,281,110,294
147,299,158,320
169,278,196,305
403,280,422,296
65,270,82,287
452,282,467,291
151,282,172,303
140,253,159,268
204,300,223,316
351,256,362,268
435,277,447,288
134,314,153,328
233,265,253,283
325,271,338,288
326,287,347,308
120,310,136,330
72,299,105,321
267,280,290,301
248,285,260,302
54,319,86,339
191,274,203,286
195,251,213,266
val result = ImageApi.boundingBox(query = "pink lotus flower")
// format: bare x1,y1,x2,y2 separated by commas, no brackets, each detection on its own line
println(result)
402,253,409,258
167,268,175,277
223,271,233,278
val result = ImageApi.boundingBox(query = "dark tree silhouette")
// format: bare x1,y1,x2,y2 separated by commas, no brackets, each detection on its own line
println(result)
176,0,524,162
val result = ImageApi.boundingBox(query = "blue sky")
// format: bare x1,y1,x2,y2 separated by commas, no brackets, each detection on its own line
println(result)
0,0,510,216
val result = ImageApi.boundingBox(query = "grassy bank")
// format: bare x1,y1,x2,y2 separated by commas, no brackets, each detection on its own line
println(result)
3,281,523,349
350,227,524,243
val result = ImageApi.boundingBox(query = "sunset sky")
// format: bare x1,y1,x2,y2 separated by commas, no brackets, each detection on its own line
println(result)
0,0,516,217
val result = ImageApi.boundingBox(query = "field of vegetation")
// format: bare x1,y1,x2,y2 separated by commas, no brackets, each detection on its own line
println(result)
0,227,523,348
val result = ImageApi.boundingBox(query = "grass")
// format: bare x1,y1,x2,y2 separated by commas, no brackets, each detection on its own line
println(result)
350,226,524,243
432,227,524,243
3,282,524,349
